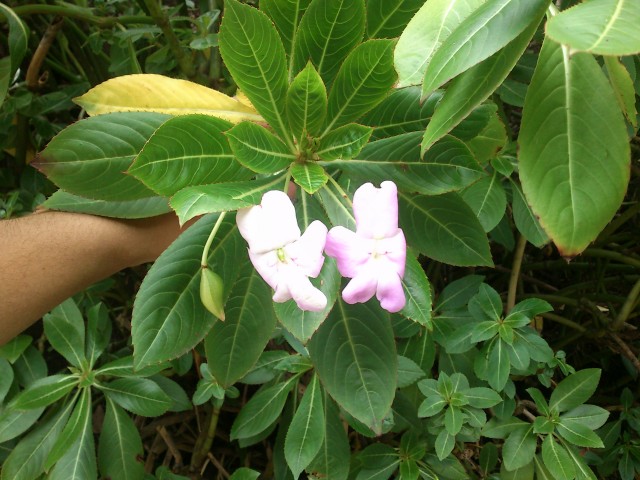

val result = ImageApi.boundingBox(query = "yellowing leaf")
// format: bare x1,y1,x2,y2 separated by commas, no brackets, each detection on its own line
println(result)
74,74,263,123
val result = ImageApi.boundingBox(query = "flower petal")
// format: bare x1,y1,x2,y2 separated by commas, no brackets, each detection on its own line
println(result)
325,226,372,278
353,181,399,239
286,220,327,277
376,264,406,313
378,230,407,277
341,263,378,304
276,265,327,311
237,190,301,253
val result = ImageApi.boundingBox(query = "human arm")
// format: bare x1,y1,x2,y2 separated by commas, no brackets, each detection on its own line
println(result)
0,211,187,345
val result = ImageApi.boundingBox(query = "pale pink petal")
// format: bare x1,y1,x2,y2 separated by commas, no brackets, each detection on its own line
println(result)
341,263,378,304
237,191,300,253
378,230,407,277
248,250,279,290
376,263,406,313
325,226,372,278
353,181,399,239
282,266,327,311
272,280,293,303
286,220,327,277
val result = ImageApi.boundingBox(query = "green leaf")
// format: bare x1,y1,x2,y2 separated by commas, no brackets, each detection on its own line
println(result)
132,214,244,369
445,406,464,435
397,355,425,388
556,418,604,448
317,124,372,160
308,300,397,433
229,468,261,480
527,387,551,416
47,389,96,480
100,377,171,417
502,425,537,471
98,398,144,480
0,359,13,403
324,39,397,133
291,162,329,194
151,375,192,412
604,56,638,130
546,0,640,56
316,182,356,230
170,175,286,224
463,387,502,409
0,57,9,106
421,15,543,152
95,356,168,378
12,375,79,410
541,435,575,480
469,322,500,344
560,404,609,430
399,330,436,374
469,284,503,322
487,339,510,390
260,0,311,68
435,275,484,312
518,39,630,256
366,0,424,39
559,441,599,480
533,454,555,480
128,115,251,196
508,298,553,320
482,416,528,439
33,112,170,201
400,254,433,329
399,192,493,267
0,3,28,78
219,0,291,142
340,133,483,196
14,345,48,386
275,257,340,344
510,180,549,247
285,375,325,477
355,443,400,479
461,173,507,232
42,190,171,219
307,394,350,480
395,0,485,87
435,429,456,460
418,395,447,418
0,402,73,480
85,303,111,369
421,0,550,98
43,298,86,369
549,369,601,413
230,376,298,440
292,0,365,86
205,264,278,387
0,335,32,363
45,388,90,470
500,460,534,480
0,407,44,444
287,62,327,139
226,121,296,174
361,87,441,140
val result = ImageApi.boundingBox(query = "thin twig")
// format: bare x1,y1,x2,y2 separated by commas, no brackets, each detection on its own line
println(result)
613,278,640,331
610,332,640,374
507,235,527,313
205,452,230,479
156,426,183,467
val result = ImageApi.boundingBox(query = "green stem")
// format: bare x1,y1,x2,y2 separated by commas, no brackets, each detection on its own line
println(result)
596,202,640,245
507,235,527,313
201,212,227,267
613,278,640,331
540,312,587,333
143,0,196,78
191,400,223,469
326,174,353,208
7,5,154,26
582,248,640,269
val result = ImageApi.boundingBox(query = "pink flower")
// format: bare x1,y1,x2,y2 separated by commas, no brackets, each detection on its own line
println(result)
237,190,328,311
325,181,406,312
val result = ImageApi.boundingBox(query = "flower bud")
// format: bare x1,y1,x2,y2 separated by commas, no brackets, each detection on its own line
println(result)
200,268,225,321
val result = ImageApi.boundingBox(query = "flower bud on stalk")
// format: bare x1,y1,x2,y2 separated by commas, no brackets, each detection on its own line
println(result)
200,267,225,321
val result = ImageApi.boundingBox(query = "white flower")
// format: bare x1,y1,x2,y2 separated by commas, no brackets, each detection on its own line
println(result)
237,190,328,311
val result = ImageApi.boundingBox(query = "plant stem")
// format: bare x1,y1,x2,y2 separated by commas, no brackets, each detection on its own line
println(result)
540,312,587,333
143,0,196,78
201,212,227,267
582,248,640,269
191,399,223,469
7,5,154,26
327,174,353,208
613,278,640,331
507,235,527,313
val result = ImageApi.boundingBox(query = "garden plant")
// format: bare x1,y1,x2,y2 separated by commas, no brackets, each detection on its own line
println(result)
1,0,640,479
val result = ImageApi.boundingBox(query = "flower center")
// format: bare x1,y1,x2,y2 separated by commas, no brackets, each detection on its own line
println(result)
276,247,287,263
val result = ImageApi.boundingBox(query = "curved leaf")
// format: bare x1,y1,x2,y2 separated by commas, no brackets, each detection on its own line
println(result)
98,398,144,480
287,62,327,139
510,180,549,247
42,190,171,219
260,0,311,67
34,112,170,201
129,115,251,196
399,192,493,267
421,0,550,98
43,298,85,369
132,214,245,369
400,254,433,329
205,263,278,387
74,74,261,122
461,173,507,232
100,377,172,417
307,394,350,480
226,121,295,173
324,39,397,133
518,39,630,256
307,300,397,433
291,163,328,194
219,0,291,141
366,0,424,39
546,0,640,56
395,0,484,87
292,0,365,86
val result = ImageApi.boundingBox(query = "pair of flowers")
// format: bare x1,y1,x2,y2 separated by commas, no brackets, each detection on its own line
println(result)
236,181,407,313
